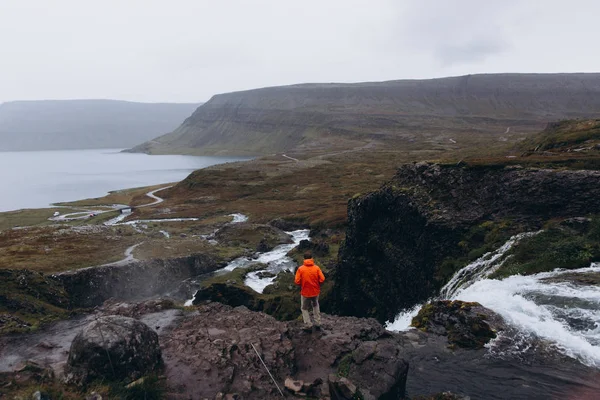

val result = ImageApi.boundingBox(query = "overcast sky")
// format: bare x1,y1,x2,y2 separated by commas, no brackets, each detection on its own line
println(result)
1,0,599,103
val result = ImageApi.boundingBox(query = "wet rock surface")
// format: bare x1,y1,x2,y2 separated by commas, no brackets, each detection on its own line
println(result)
55,253,223,308
411,301,503,349
2,299,600,399
541,271,600,286
65,315,162,385
333,162,600,322
161,302,408,399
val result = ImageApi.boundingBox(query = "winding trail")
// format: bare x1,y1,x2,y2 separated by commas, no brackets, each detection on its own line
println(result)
282,154,299,162
48,185,172,223
101,243,145,266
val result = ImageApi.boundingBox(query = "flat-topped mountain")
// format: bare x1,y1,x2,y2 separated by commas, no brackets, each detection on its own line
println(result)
0,100,200,151
128,73,600,156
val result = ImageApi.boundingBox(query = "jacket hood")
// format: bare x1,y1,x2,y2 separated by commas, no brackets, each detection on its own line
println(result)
303,259,315,266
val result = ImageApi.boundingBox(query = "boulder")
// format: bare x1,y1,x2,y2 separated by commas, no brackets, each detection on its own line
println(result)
411,300,503,349
297,239,330,257
328,375,357,399
65,315,162,384
284,377,304,393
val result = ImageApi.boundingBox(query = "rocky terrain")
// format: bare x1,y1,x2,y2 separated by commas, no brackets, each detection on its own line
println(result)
332,161,600,322
128,73,600,156
2,299,598,399
0,100,200,151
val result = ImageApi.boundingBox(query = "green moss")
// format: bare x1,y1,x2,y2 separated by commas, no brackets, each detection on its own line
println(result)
0,269,70,335
337,353,353,377
491,217,600,278
435,218,527,285
411,301,497,349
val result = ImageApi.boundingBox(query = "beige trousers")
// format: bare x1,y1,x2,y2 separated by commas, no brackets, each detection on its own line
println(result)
301,295,321,327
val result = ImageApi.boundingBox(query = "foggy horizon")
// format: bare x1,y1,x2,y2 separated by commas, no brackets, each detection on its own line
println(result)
2,0,600,103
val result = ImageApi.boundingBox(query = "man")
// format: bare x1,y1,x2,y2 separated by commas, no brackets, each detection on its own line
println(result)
294,251,325,331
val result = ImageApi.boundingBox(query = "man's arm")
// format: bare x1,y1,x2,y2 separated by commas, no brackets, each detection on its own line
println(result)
294,267,302,285
318,267,325,284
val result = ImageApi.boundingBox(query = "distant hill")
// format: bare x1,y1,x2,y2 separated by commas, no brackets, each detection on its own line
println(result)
127,73,600,156
0,100,200,151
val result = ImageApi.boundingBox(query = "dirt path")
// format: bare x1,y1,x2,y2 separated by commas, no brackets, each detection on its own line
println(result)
48,185,172,223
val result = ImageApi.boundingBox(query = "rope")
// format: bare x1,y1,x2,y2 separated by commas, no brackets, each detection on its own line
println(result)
251,343,285,398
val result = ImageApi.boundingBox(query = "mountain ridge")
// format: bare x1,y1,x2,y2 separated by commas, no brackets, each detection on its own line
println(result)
127,73,600,156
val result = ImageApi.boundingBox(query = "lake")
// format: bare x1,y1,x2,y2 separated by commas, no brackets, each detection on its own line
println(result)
0,149,249,212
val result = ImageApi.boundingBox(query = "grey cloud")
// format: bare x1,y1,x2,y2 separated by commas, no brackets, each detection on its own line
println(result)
436,37,508,66
0,0,599,103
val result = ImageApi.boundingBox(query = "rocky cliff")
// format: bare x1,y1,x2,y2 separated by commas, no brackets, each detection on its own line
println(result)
128,73,600,155
55,253,223,308
332,162,600,322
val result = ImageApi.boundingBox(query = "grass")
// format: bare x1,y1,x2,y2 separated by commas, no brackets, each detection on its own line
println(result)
55,183,173,207
0,269,70,335
0,225,143,273
518,119,600,152
491,216,600,278
0,374,165,400
0,207,84,231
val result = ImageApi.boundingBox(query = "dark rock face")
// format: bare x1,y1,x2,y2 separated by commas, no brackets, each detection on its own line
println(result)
411,301,503,349
193,283,258,308
55,253,222,308
65,316,162,385
161,302,409,400
333,163,600,322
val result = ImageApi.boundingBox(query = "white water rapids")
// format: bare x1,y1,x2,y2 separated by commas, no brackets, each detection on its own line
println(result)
184,229,310,305
386,233,600,368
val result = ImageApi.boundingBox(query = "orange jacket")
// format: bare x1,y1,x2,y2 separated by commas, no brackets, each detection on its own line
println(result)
295,259,325,297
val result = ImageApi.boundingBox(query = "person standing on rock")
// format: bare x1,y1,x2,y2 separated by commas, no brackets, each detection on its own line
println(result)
295,251,325,331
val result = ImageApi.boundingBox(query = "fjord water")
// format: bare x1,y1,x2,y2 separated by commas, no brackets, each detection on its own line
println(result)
0,149,248,212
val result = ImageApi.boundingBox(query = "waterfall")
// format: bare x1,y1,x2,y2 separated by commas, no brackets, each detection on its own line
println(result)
439,231,540,298
386,233,600,368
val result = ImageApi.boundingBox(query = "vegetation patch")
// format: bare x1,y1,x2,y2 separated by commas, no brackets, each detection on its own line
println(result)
0,225,142,273
435,219,523,284
491,216,600,278
0,269,70,335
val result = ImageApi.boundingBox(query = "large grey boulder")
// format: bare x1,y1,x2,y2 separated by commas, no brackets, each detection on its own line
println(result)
65,315,162,384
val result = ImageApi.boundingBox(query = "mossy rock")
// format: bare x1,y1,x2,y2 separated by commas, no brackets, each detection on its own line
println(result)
411,300,501,349
0,269,70,335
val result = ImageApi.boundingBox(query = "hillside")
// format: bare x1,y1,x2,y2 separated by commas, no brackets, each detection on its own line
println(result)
520,119,600,154
127,73,600,156
0,100,200,151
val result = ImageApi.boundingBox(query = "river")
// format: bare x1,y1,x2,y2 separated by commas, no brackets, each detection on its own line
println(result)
0,149,249,212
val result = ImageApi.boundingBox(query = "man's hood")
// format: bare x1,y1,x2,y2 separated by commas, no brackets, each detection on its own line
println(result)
303,259,315,266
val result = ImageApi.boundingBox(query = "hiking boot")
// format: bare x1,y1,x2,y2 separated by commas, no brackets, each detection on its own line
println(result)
314,325,322,331
302,326,313,333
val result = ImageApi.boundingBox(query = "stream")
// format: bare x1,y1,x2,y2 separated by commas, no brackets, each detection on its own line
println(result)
185,229,309,305
387,233,600,368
